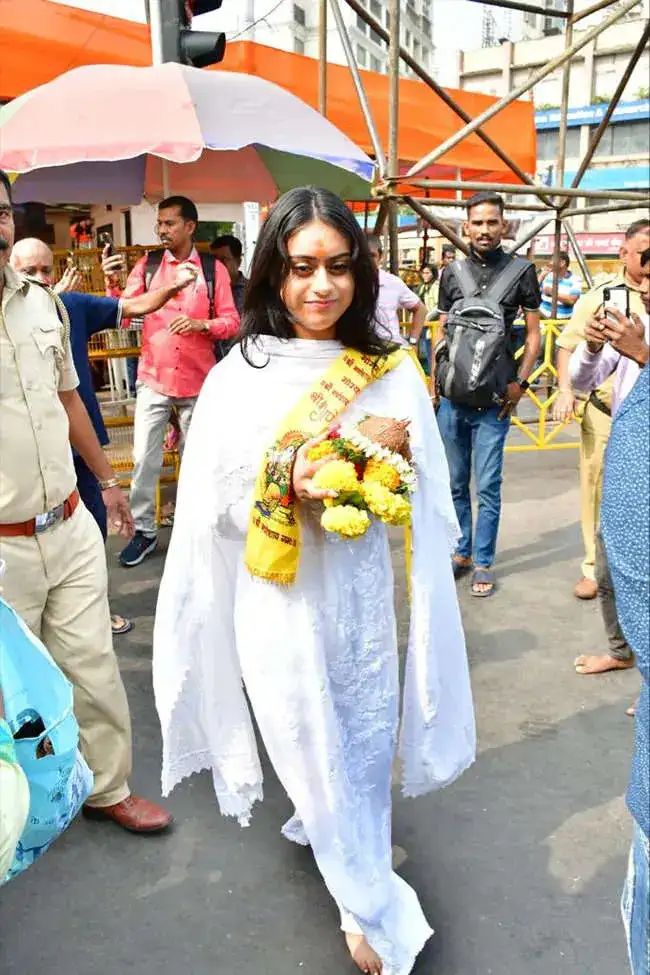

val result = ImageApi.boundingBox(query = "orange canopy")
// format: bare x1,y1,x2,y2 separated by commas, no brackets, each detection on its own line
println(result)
0,0,535,186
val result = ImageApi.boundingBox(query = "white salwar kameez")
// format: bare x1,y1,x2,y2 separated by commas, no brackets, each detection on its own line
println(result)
153,338,476,975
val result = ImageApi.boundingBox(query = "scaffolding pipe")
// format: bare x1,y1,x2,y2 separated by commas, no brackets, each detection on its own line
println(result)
318,0,327,116
561,199,650,218
329,0,387,176
571,22,650,189
387,0,400,273
405,0,640,179
571,0,621,23
409,197,552,212
403,197,470,256
509,216,555,254
467,0,570,17
388,179,649,203
564,222,594,289
340,0,551,200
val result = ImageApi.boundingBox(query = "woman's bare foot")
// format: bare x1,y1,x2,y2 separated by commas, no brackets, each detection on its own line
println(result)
345,933,383,974
574,654,635,675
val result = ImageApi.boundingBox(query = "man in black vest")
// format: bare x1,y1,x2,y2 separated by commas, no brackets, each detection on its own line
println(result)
436,192,541,596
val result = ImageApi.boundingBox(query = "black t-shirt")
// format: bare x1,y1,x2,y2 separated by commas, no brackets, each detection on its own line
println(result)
438,246,541,328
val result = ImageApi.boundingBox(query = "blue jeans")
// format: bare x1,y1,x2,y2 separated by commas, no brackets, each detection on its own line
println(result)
74,455,107,542
437,399,510,567
622,824,650,975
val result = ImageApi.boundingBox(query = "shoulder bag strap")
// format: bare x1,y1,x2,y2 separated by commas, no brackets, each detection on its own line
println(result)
486,256,529,306
450,259,480,299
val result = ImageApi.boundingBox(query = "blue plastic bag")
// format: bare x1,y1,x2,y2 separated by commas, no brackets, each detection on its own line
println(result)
0,596,93,884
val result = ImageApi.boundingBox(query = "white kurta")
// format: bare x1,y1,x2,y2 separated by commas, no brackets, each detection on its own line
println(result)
153,337,476,975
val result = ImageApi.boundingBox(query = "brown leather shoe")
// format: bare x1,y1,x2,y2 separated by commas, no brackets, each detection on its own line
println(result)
574,577,598,600
83,795,173,834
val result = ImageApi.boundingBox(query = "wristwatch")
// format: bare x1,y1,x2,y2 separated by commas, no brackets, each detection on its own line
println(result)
408,336,418,346
515,377,530,391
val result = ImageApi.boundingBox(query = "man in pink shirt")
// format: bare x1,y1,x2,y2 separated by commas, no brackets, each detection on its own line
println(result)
106,195,240,567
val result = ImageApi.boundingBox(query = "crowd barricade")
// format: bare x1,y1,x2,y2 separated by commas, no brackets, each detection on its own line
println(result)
406,317,580,453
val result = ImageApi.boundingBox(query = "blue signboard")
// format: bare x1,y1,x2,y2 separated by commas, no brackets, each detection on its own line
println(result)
564,165,649,190
536,99,649,130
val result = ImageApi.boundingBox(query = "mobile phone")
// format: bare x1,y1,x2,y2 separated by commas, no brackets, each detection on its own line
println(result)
603,285,629,318
100,231,114,257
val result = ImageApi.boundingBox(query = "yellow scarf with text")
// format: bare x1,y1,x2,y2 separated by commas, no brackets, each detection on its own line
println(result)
245,346,408,585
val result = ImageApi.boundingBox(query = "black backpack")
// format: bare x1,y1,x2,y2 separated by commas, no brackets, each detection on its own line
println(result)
435,257,529,410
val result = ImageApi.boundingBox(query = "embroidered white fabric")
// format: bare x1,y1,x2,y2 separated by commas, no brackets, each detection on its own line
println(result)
153,337,476,975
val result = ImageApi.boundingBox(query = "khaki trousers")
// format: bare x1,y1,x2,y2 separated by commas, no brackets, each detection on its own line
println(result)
0,503,132,806
579,400,611,582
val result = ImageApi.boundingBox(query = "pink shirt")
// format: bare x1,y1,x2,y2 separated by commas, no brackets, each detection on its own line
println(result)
117,248,240,399
375,269,421,343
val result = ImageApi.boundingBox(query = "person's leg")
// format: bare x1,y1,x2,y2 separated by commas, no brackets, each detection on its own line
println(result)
121,383,172,565
575,530,634,675
0,536,49,637
437,399,473,564
577,401,610,595
39,506,132,807
472,407,510,581
621,823,650,975
173,395,198,457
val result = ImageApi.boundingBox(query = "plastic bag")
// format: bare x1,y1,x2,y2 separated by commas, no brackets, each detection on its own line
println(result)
0,595,93,884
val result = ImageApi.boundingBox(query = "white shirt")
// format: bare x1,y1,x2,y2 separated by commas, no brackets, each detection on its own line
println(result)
375,270,420,343
570,312,649,418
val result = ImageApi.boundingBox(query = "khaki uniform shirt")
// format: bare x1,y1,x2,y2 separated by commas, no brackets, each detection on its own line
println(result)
555,269,645,411
0,266,79,523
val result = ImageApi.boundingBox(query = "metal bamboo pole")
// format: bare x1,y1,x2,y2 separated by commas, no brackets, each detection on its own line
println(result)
391,179,648,203
387,0,400,273
549,0,574,319
509,216,555,254
404,197,470,256
405,0,639,179
409,197,552,212
561,199,650,218
340,0,551,198
467,0,569,17
564,221,594,288
571,0,620,24
318,0,328,116
329,0,387,176
570,22,650,189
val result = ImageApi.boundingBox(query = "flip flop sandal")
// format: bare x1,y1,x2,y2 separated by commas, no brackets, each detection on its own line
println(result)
111,615,134,635
471,568,496,597
452,558,472,580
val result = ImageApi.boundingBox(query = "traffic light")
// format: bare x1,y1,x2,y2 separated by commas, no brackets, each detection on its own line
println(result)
155,0,226,68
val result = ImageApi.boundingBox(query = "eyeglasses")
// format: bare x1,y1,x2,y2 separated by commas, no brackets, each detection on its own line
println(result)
0,204,14,224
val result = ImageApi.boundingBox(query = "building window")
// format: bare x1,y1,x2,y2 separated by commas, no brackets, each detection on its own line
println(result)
356,14,368,33
405,30,412,48
422,46,430,64
294,37,305,55
293,3,306,27
413,39,421,60
370,54,382,73
370,0,381,16
385,10,390,28
356,45,368,67
593,121,650,157
536,127,580,161
370,27,383,45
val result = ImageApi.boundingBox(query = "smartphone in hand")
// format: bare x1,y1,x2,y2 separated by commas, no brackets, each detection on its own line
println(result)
603,285,629,320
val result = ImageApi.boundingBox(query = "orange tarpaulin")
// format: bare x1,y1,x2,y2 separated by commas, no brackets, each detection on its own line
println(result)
0,0,535,186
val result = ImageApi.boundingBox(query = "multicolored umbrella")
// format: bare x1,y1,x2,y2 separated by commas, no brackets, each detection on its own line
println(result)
0,63,374,204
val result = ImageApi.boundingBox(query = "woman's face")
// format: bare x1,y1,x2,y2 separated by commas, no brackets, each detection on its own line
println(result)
281,219,354,340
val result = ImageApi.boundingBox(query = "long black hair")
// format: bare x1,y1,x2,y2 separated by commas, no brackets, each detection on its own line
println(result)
240,186,392,364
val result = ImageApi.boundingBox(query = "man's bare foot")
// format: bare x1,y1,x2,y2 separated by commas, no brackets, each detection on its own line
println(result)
574,654,635,675
345,933,383,974
574,577,597,600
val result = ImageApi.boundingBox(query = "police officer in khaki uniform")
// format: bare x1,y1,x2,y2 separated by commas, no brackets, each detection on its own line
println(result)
554,217,649,607
0,169,171,833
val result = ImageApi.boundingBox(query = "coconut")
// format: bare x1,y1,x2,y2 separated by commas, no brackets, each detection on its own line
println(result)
357,416,411,459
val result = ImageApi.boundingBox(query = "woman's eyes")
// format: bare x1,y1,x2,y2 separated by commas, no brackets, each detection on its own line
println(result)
290,262,351,276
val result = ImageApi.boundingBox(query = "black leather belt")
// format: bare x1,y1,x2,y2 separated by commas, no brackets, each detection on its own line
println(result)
588,391,612,418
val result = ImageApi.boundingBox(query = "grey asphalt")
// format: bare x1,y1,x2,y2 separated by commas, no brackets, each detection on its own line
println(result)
0,448,639,975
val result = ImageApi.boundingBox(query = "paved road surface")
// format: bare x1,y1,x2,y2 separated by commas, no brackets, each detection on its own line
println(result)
0,449,638,975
